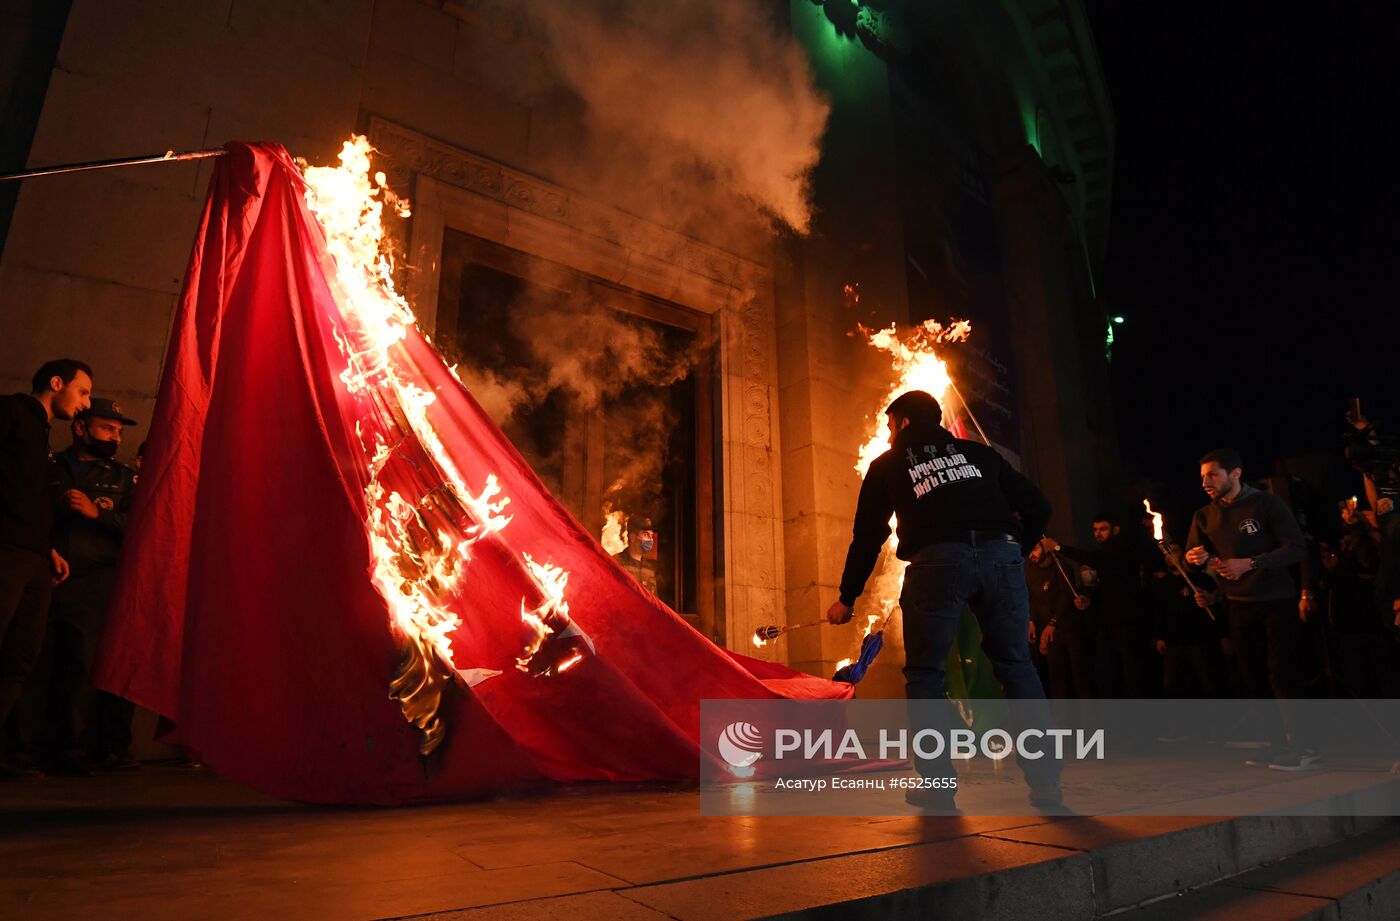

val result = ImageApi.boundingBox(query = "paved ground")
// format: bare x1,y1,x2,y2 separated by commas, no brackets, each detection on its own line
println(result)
1,752,1396,920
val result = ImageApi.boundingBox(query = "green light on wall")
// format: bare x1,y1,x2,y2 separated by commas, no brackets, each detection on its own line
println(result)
1112,315,1125,324
1016,92,1041,157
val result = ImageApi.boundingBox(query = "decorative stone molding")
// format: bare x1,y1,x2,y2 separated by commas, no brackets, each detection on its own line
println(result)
365,116,786,651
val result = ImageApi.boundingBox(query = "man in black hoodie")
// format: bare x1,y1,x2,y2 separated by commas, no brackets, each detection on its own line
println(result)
1054,513,1148,698
1185,448,1314,770
828,390,1058,809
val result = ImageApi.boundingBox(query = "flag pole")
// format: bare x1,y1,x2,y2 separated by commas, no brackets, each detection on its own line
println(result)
0,148,227,183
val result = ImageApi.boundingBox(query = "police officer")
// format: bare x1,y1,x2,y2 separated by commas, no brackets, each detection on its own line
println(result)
828,390,1059,811
46,397,139,773
612,515,659,596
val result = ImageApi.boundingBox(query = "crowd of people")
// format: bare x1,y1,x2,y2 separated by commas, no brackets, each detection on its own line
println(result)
1026,446,1400,768
0,359,143,778
3,364,1397,790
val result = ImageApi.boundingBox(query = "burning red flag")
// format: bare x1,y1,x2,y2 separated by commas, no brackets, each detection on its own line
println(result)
93,141,850,805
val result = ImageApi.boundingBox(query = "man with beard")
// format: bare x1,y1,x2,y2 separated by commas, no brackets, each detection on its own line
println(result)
1186,448,1314,770
43,398,139,773
1053,513,1148,697
828,390,1058,811
0,359,90,777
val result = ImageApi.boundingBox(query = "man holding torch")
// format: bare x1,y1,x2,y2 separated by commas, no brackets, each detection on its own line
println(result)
1184,448,1317,770
826,390,1060,810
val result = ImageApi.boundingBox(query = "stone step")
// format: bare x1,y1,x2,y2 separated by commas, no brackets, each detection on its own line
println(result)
422,779,1400,920
1105,822,1400,920
631,782,1400,920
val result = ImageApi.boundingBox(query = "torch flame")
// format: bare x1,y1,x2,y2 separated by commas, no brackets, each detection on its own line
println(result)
601,509,626,556
1143,499,1165,542
835,658,853,671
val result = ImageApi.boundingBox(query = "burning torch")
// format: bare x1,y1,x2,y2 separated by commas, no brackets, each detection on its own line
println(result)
752,619,827,648
1143,499,1217,621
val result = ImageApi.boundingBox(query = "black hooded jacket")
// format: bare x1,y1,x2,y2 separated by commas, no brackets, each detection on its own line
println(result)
839,421,1051,605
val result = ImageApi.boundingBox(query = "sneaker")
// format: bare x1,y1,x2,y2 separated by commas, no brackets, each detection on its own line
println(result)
905,787,958,814
1028,785,1063,808
1244,744,1278,767
1268,749,1323,772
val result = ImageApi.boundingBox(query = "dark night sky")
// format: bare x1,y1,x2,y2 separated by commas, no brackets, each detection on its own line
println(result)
1084,4,1398,515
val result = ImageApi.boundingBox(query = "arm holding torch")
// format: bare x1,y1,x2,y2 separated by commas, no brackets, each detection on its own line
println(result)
1147,500,1220,621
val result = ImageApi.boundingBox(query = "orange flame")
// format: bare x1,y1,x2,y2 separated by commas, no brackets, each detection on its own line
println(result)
1143,499,1164,542
600,509,626,556
835,657,853,672
302,136,589,717
840,318,970,675
855,319,971,477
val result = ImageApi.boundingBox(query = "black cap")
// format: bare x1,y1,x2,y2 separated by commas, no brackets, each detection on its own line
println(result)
626,516,655,533
78,397,138,426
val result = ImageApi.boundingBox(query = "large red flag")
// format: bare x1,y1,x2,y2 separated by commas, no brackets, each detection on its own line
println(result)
93,143,849,805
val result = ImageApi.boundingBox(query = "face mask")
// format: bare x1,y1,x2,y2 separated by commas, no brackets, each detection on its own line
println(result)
85,437,119,460
639,537,655,554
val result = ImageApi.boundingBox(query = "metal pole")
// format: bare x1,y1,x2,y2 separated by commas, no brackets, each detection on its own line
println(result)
1047,549,1086,604
947,378,992,447
1156,539,1218,622
0,148,227,183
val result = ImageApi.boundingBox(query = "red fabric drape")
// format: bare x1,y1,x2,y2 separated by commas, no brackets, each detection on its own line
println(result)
93,143,850,805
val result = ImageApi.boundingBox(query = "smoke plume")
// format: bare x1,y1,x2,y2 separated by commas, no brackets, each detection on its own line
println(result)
506,0,830,234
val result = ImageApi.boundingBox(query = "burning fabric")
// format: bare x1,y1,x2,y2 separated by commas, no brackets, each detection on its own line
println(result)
92,141,850,805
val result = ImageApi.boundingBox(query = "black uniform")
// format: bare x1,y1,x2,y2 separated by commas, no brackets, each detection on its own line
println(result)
0,393,56,732
45,447,137,763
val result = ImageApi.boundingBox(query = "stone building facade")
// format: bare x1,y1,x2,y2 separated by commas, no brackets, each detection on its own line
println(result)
0,0,1115,694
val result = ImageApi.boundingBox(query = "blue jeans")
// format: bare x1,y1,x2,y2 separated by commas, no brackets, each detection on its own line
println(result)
901,540,1060,790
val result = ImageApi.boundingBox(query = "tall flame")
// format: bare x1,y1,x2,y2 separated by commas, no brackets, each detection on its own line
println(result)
1143,499,1164,542
302,136,588,753
856,319,971,477
838,317,970,678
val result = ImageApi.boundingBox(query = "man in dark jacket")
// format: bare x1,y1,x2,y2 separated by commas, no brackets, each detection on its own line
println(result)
1056,513,1148,697
1185,448,1313,769
44,398,140,773
1150,547,1226,698
828,390,1059,810
1027,543,1093,698
0,359,90,776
